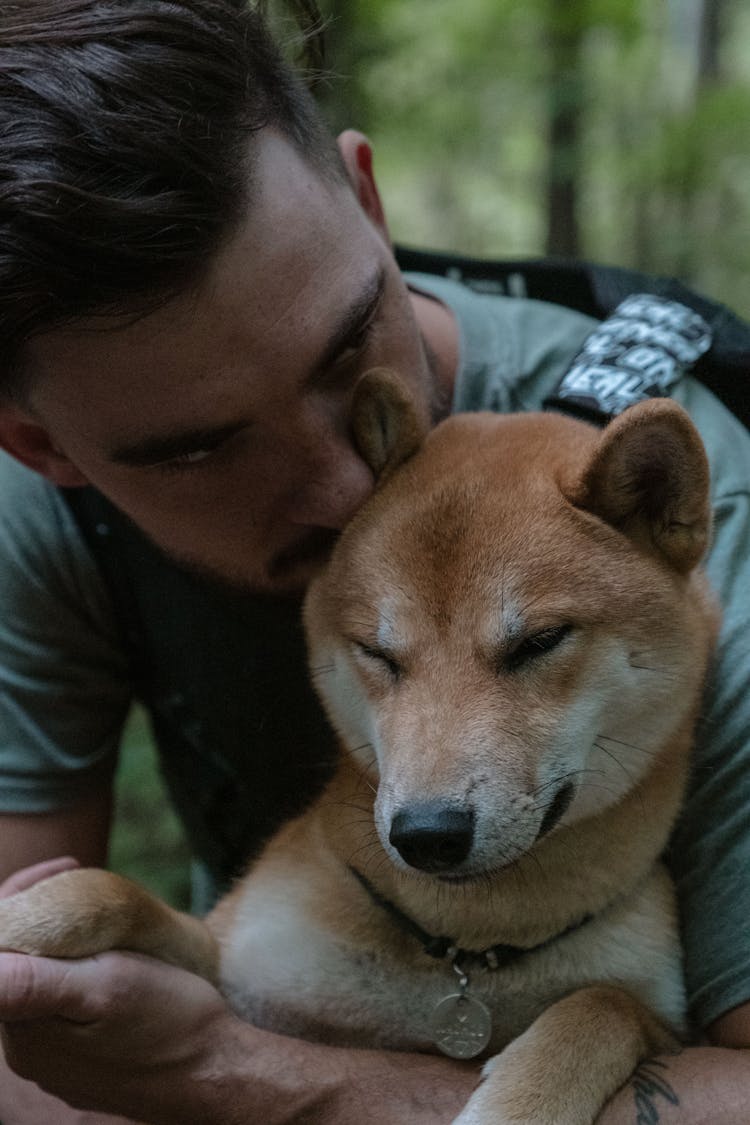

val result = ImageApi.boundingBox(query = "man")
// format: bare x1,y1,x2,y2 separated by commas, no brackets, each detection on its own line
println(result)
0,2,748,1122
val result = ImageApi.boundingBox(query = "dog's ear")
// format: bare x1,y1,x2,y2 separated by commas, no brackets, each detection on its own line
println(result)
566,399,711,574
352,368,428,481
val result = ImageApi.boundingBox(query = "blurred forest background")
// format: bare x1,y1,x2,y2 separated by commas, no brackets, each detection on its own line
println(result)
113,0,750,906
311,0,750,314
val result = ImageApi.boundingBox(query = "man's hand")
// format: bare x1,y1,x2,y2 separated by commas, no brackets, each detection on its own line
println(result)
0,854,80,896
0,859,147,1124
0,859,227,1124
0,947,478,1125
0,948,236,1121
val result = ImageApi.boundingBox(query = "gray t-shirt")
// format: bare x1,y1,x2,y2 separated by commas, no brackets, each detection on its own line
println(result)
1,276,748,1028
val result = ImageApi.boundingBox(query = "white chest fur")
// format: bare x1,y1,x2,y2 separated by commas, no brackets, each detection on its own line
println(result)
217,863,685,1054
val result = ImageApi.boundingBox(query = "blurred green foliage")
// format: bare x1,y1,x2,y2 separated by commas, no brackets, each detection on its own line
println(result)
110,707,191,908
314,0,750,314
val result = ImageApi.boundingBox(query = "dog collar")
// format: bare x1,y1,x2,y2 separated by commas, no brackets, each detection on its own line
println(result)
349,864,596,1060
349,865,594,971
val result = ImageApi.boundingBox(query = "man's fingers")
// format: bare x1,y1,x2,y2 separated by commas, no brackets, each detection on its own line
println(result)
0,952,103,1022
0,857,80,899
0,949,226,1025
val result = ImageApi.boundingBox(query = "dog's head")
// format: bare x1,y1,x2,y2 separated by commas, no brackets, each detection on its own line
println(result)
304,369,717,882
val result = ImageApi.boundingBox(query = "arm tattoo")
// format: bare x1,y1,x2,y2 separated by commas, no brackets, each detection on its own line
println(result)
632,1059,680,1124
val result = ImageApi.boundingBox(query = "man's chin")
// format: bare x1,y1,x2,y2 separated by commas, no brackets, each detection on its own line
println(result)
160,528,339,599
267,528,340,589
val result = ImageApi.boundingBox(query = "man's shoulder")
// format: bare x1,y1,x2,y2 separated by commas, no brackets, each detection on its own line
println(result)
0,450,76,553
673,379,750,500
0,451,97,605
405,271,598,415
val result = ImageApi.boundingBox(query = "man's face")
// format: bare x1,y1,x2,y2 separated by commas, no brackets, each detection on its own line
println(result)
19,132,441,593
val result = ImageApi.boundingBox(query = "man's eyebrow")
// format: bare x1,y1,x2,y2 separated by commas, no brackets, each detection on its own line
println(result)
108,267,387,467
109,421,244,467
306,266,387,383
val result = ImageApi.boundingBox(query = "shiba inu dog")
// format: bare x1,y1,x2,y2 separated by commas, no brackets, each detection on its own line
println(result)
0,370,718,1124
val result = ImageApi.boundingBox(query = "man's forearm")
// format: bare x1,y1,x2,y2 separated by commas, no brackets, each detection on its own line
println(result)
0,945,476,1125
597,1046,750,1124
180,1016,476,1125
182,1016,352,1125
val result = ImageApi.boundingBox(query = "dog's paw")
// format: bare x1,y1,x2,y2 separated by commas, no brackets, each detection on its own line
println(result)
0,868,219,982
480,1053,500,1079
450,1106,490,1125
0,868,133,958
451,1043,593,1125
450,1054,512,1125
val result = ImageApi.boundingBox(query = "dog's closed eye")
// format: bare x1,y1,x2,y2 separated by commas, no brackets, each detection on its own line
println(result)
504,625,573,672
351,640,403,681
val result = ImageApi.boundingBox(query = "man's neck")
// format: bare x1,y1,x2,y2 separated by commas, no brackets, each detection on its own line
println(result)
409,288,458,413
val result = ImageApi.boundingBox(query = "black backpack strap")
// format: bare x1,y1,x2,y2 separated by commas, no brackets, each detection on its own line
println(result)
395,246,750,428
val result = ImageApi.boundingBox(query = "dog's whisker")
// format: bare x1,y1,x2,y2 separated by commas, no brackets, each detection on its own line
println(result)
530,767,606,802
347,841,385,869
595,734,657,758
338,815,378,833
322,796,372,814
531,771,580,797
339,823,377,841
309,663,335,677
627,652,677,674
348,844,382,868
592,742,637,784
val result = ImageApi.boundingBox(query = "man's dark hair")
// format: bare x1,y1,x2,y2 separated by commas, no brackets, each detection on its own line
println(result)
0,0,340,395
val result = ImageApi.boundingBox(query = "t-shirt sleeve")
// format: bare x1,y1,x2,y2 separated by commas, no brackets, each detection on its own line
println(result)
0,453,132,811
667,379,750,1029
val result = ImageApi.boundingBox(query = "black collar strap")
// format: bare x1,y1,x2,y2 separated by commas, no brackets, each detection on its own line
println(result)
349,866,594,973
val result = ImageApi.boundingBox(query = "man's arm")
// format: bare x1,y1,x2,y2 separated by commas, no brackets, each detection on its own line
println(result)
0,948,478,1125
0,787,112,883
710,1000,750,1049
596,1005,750,1124
0,795,140,1125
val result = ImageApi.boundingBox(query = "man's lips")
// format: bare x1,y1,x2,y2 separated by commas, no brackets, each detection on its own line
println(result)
268,528,340,581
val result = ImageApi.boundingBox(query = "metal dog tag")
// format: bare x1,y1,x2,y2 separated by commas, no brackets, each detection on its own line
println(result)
429,992,492,1059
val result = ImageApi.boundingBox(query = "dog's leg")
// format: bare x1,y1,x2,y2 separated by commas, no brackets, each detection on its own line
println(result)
451,985,680,1125
0,868,219,983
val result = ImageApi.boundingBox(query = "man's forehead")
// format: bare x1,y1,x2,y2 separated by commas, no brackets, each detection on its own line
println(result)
23,254,388,470
105,265,388,467
28,256,384,387
26,132,370,377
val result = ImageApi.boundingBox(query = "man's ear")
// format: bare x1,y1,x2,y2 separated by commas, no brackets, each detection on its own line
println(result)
565,399,711,574
0,403,88,487
337,130,390,241
352,368,428,482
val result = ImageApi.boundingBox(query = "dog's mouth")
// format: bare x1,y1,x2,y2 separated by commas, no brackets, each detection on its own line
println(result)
536,781,576,840
437,871,493,885
435,856,526,885
434,783,577,885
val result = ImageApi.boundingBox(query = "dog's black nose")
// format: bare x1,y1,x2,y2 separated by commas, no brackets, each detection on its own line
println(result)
389,804,475,872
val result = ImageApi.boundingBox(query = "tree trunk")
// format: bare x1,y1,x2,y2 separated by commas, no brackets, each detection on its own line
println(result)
544,2,586,258
697,0,725,88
